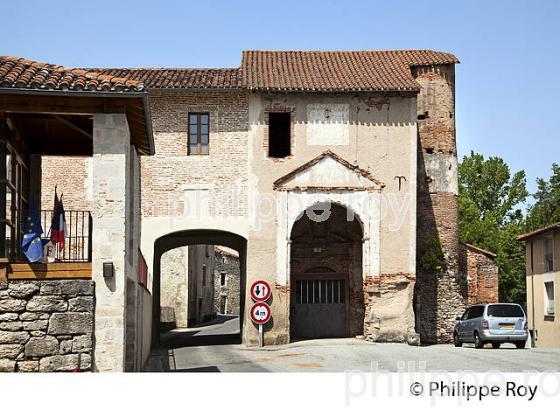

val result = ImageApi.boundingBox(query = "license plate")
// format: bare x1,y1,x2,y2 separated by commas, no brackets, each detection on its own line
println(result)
500,324,514,329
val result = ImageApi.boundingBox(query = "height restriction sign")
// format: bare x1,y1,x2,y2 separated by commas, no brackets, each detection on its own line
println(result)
250,302,271,325
250,280,271,302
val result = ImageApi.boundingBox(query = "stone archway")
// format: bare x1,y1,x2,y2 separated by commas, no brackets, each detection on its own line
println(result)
289,202,364,340
152,229,247,346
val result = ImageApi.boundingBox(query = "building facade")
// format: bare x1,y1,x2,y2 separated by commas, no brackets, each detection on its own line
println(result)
518,223,559,347
213,247,241,316
0,56,154,372
160,244,215,328
0,50,502,371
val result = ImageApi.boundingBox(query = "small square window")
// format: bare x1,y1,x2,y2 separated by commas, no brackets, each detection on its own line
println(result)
188,113,209,155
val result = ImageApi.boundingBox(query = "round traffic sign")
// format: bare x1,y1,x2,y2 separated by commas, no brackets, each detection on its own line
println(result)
250,302,271,325
250,280,271,302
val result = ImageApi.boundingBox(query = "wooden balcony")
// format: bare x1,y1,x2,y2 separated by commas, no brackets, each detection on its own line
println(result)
1,260,92,280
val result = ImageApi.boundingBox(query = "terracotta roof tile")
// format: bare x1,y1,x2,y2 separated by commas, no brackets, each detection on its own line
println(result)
85,68,241,90
0,56,144,92
2,49,459,93
241,50,459,92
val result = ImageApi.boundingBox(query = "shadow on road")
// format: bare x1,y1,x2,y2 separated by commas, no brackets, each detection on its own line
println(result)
160,315,241,348
145,316,241,371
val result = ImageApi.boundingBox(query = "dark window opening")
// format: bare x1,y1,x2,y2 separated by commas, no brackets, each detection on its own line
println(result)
220,295,227,314
188,113,209,155
268,112,291,158
220,272,226,286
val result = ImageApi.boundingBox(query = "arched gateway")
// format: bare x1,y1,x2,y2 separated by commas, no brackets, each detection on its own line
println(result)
152,229,247,345
290,203,364,339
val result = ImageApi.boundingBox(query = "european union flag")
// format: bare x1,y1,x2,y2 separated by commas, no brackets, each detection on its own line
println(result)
22,200,44,262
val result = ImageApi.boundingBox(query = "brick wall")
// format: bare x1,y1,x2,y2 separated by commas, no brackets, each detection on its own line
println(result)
41,90,250,220
413,64,466,344
459,243,499,305
41,156,91,211
141,91,249,219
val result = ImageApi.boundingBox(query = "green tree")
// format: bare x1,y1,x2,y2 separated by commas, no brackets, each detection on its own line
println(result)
458,151,528,304
526,163,560,230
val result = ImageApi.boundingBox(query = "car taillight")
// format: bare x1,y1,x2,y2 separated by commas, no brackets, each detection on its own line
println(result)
482,320,489,330
524,321,528,330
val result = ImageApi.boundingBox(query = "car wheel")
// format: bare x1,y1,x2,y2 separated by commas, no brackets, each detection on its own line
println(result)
515,341,526,349
492,343,501,349
474,332,484,349
454,332,462,347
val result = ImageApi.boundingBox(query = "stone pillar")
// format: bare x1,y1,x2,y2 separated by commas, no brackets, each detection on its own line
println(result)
91,113,131,371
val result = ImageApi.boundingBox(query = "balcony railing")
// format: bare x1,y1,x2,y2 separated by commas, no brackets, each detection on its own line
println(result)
3,210,92,263
39,210,92,262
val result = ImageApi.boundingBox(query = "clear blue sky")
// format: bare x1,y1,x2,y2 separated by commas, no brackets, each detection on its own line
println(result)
2,0,558,198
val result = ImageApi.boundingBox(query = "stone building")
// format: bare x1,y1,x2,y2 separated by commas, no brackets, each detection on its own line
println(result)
160,244,215,329
0,50,500,371
213,247,241,316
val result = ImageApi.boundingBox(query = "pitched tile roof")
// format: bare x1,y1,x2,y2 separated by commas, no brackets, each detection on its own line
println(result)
0,56,144,92
517,223,560,241
2,50,459,93
84,68,241,90
242,50,459,92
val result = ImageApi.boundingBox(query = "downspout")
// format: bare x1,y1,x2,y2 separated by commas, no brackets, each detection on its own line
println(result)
530,240,537,346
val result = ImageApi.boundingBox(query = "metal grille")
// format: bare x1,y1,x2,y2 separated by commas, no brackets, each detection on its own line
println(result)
295,279,345,304
40,210,92,262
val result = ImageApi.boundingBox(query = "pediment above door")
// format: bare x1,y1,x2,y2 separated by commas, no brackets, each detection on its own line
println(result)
273,150,385,191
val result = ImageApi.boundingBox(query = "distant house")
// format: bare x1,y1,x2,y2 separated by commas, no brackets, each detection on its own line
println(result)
518,223,560,347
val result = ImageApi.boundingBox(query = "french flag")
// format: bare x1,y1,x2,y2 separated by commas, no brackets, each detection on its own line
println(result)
50,189,67,250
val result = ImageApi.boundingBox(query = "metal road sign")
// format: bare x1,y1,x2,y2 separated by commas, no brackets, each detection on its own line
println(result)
250,280,271,302
250,302,271,325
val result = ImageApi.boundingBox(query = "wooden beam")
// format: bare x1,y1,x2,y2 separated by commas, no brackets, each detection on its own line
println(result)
0,95,124,115
6,262,92,280
53,115,93,139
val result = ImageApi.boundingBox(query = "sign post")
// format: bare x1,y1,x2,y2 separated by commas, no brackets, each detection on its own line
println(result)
250,301,271,348
250,280,272,348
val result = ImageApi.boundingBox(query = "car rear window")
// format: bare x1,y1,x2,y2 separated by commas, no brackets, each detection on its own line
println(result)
487,304,524,318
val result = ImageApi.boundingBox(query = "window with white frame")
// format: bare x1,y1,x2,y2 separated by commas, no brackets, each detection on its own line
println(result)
544,236,554,273
545,281,555,316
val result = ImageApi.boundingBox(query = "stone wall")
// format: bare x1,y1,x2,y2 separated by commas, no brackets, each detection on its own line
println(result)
160,247,188,328
213,247,240,315
459,243,499,305
0,280,94,372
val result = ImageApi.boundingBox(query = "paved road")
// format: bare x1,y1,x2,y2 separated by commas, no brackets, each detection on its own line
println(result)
145,316,560,372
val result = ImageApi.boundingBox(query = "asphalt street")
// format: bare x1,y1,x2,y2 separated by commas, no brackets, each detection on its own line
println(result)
145,316,560,372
